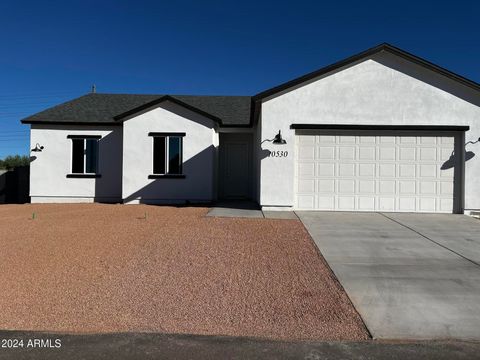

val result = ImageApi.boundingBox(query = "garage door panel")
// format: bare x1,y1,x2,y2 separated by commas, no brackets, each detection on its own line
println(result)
318,179,335,193
399,181,416,194
338,180,355,194
420,137,437,144
378,197,395,211
358,197,375,210
420,147,437,161
339,136,356,144
318,196,335,209
339,146,355,159
440,167,454,178
298,135,316,145
359,163,375,176
319,135,335,143
318,146,335,159
440,148,453,161
379,164,396,177
440,198,454,212
338,163,355,176
440,182,454,195
359,147,375,160
380,136,395,143
298,146,315,160
399,148,416,160
379,180,395,194
399,164,415,177
297,195,315,209
359,180,375,193
318,163,335,176
419,164,437,178
298,179,315,193
419,198,436,212
398,197,416,211
419,181,436,195
338,196,355,210
359,136,376,144
297,162,315,176
441,137,454,145
399,136,416,144
379,147,396,160
295,133,457,213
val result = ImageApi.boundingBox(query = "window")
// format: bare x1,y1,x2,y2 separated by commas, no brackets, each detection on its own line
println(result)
68,136,100,175
149,133,185,177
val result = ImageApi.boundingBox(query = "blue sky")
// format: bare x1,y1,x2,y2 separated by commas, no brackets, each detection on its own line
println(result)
0,0,479,158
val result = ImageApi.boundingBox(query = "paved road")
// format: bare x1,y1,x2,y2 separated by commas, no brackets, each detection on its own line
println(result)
0,331,479,359
297,212,480,340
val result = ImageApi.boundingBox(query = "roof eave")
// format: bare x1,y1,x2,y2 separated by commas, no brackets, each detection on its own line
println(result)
253,43,480,102
21,120,121,126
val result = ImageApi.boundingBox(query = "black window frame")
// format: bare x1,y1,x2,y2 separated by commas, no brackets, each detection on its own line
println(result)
67,135,101,176
148,132,185,179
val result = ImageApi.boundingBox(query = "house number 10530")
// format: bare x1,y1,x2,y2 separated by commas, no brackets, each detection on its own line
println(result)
269,150,288,157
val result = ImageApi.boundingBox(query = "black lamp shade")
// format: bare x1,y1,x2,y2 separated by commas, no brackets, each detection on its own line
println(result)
272,131,287,145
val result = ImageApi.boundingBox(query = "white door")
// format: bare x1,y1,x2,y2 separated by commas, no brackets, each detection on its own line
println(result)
295,132,458,213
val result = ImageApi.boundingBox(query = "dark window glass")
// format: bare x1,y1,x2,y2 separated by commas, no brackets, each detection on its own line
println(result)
85,139,98,173
72,139,84,173
153,137,166,174
168,137,182,174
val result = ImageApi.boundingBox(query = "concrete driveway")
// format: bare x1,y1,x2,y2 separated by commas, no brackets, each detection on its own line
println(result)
297,212,480,340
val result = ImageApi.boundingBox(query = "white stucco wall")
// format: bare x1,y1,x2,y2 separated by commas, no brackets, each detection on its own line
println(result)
29,124,123,202
259,52,480,211
122,101,217,203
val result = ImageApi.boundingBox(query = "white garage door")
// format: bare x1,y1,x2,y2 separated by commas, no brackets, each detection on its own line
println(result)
295,132,457,213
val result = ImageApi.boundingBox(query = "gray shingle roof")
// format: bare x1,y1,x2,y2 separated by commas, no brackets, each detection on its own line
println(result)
20,93,252,126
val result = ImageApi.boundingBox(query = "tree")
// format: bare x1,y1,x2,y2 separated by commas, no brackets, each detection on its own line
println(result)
0,155,30,170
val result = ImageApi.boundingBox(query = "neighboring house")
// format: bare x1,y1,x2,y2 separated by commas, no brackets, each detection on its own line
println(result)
21,43,480,214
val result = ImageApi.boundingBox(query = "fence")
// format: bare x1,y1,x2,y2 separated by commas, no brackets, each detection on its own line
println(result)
0,166,30,204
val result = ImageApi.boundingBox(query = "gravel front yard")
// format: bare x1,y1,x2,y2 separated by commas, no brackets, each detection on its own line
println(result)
0,204,368,341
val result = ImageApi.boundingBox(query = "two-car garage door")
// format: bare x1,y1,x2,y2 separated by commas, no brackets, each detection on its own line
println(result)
295,131,459,213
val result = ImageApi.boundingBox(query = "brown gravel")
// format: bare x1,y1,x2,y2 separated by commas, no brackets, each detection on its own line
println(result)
0,204,369,341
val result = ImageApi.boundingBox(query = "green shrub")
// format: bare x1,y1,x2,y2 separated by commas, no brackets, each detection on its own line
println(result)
0,155,30,170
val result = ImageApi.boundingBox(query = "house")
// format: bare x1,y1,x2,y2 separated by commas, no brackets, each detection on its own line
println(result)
21,43,480,214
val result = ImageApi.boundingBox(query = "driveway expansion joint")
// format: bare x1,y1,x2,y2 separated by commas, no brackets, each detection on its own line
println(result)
378,212,480,268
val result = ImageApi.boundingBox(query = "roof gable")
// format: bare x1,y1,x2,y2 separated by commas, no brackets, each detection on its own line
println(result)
253,43,480,102
20,93,252,127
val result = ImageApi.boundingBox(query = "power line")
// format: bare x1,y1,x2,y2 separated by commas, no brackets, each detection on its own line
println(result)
0,101,75,107
0,91,82,97
0,113,35,116
0,140,29,142
0,95,77,100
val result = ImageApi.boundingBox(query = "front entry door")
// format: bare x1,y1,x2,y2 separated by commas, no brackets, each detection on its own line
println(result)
220,134,252,199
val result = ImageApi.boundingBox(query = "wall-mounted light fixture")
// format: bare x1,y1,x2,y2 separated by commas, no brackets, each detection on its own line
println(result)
31,143,44,152
272,130,287,145
262,130,287,145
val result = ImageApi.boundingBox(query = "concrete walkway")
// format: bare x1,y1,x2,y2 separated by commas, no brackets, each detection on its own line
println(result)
207,201,297,219
297,212,480,340
207,201,264,218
